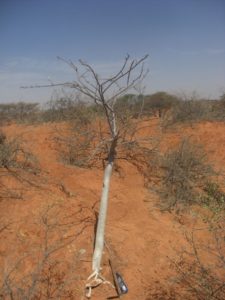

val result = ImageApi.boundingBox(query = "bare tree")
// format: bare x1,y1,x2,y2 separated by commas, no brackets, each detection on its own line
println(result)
22,54,149,297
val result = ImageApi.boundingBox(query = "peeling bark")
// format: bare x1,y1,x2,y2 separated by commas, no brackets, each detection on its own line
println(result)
92,136,117,273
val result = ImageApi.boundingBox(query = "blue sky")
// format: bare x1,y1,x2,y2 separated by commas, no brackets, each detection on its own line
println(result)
0,0,225,103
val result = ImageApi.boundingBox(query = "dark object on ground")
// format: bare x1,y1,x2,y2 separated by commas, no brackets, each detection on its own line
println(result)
115,273,128,294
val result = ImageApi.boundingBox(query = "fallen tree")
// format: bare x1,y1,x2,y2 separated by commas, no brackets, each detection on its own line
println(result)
22,54,149,297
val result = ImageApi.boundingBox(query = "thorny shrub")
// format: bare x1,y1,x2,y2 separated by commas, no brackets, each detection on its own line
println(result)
200,182,225,220
0,130,40,200
0,102,40,125
42,98,104,123
171,225,225,300
0,202,93,299
55,117,104,168
0,130,38,171
159,138,212,210
162,99,225,128
53,99,158,170
146,224,225,300
202,182,225,206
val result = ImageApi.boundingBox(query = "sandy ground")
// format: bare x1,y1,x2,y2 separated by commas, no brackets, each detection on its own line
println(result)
0,119,224,299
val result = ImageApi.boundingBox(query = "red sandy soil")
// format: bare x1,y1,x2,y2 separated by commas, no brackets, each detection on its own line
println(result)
0,119,224,299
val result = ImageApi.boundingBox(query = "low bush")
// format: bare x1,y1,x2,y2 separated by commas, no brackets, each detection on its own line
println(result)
0,131,37,170
159,139,212,210
0,102,40,125
171,225,225,300
0,130,40,199
0,202,89,299
162,98,225,128
42,97,104,123
200,182,225,220
202,182,225,206
146,224,225,300
0,131,20,169
55,118,101,168
162,99,211,127
61,131,94,167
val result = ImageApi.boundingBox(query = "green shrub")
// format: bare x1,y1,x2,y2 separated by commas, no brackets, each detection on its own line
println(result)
200,182,225,219
203,182,225,206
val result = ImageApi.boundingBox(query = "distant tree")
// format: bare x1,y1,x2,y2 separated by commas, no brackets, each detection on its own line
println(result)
220,92,225,103
114,93,145,118
0,102,39,124
43,97,77,121
144,91,178,117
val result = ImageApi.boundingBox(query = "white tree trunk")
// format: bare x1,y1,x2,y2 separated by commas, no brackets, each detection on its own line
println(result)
92,159,114,273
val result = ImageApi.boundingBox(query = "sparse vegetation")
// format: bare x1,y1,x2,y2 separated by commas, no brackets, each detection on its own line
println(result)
158,138,212,210
203,182,225,206
162,96,225,128
42,96,103,123
1,0,225,297
0,130,40,200
1,81,225,299
0,102,40,125
2,92,225,127
171,225,225,300
0,202,93,299
56,119,98,168
200,181,225,219
1,105,225,299
146,223,225,300
0,130,36,170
